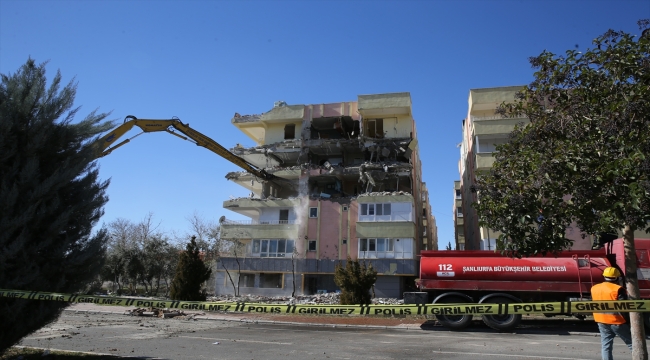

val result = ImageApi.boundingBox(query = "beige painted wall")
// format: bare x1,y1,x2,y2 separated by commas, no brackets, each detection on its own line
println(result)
264,121,302,144
260,105,304,122
475,152,496,170
473,118,529,135
357,194,413,203
221,224,299,239
469,86,525,112
381,115,412,138
356,222,415,238
358,92,411,111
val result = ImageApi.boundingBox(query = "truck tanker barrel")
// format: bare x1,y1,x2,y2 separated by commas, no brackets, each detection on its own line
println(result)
412,240,650,331
419,253,610,284
414,248,619,331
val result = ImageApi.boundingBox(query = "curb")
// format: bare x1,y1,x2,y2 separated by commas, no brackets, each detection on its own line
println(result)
64,308,426,331
63,308,600,335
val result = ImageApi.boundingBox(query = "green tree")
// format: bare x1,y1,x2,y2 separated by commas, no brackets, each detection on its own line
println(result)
334,257,377,305
0,59,113,353
474,21,650,359
169,236,212,301
100,249,126,294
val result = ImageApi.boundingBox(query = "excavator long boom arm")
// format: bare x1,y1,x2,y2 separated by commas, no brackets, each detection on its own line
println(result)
93,115,273,180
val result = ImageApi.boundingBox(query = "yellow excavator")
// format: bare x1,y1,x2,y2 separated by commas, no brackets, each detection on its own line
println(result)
93,115,274,180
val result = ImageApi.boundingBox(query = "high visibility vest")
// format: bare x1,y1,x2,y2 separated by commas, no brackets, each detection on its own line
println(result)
591,281,626,324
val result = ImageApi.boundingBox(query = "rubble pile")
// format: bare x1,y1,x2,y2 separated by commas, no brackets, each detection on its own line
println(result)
128,308,187,318
232,113,261,123
358,191,411,197
207,293,403,306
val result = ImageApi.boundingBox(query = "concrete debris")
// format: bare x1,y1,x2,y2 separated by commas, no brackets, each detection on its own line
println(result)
358,191,411,197
128,308,187,318
232,113,261,123
206,293,403,306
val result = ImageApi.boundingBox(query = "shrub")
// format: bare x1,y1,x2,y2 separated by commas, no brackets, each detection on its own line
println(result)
334,257,377,305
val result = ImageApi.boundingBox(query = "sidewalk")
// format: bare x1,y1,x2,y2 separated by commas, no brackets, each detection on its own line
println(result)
65,302,433,329
65,302,603,336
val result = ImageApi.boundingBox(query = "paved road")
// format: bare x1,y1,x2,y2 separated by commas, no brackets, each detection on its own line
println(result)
17,311,637,360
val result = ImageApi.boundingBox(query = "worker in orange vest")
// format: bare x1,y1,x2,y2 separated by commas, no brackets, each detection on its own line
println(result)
591,267,633,360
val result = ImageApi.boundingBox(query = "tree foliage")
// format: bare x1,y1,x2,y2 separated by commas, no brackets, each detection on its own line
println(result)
0,59,113,353
169,236,212,301
474,21,650,358
100,216,178,296
334,257,377,305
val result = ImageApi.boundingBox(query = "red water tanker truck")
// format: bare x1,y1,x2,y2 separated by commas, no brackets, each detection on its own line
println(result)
414,238,650,331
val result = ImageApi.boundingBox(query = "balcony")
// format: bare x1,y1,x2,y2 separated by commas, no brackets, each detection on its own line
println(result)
475,152,496,171
358,92,411,118
471,115,528,136
223,198,301,218
220,219,299,240
356,222,415,238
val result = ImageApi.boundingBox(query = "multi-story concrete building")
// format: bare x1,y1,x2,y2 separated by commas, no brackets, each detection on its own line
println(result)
421,182,437,251
215,92,436,298
455,86,593,251
453,180,464,250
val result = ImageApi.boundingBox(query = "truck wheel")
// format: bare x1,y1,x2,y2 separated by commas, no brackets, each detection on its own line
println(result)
481,296,521,331
434,295,473,330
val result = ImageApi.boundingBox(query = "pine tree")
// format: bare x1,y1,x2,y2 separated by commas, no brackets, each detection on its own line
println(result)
170,236,212,301
334,257,377,305
0,59,113,353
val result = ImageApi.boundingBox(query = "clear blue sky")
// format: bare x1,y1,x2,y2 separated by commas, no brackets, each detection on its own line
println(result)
1,0,648,248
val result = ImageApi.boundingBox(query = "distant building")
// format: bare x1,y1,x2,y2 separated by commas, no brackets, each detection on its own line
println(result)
453,180,464,250
216,92,436,297
455,86,593,251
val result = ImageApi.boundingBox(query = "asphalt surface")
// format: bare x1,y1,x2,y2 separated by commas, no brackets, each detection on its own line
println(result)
13,306,641,360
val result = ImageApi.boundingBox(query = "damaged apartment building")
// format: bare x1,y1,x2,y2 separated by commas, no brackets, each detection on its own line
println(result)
216,92,437,298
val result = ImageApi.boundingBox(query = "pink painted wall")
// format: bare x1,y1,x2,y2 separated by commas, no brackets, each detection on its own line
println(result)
304,199,360,260
318,200,341,260
348,202,359,259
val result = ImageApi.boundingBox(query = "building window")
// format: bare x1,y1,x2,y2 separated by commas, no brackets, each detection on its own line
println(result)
361,203,390,216
309,207,318,218
342,205,348,211
259,273,283,288
342,239,347,244
457,207,463,217
455,189,461,199
365,118,384,138
284,124,295,139
279,209,289,223
308,240,317,251
250,239,294,257
358,202,411,222
358,238,413,259
238,273,255,288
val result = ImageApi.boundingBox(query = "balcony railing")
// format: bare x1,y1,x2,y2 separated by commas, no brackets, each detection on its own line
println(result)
471,115,527,121
221,219,298,225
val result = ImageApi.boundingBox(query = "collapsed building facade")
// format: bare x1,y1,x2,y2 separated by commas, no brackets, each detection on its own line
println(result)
215,93,437,298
